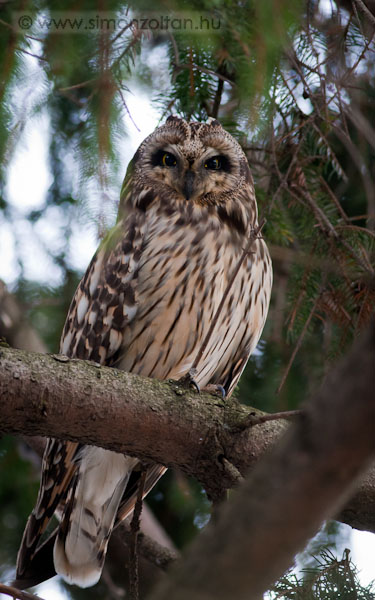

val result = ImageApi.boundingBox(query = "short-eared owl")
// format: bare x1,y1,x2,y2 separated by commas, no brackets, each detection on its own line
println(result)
16,116,272,589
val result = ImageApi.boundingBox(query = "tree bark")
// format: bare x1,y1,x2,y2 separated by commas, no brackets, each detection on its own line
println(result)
0,344,286,500
0,330,374,532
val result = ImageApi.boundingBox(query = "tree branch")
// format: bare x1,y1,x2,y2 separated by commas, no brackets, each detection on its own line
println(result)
0,340,374,534
0,345,287,501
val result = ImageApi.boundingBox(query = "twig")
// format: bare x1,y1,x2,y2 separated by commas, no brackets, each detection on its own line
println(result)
0,583,42,600
221,457,245,484
238,410,303,430
335,224,375,239
0,18,44,42
115,82,140,131
286,241,319,334
211,77,224,119
110,27,142,72
190,219,266,373
14,46,47,62
188,47,195,101
269,123,307,211
294,186,374,276
108,18,134,47
129,469,147,600
277,293,321,394
319,176,350,224
173,61,235,86
59,78,97,92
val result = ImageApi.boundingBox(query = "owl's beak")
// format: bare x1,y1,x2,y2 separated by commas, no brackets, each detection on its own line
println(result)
183,170,195,200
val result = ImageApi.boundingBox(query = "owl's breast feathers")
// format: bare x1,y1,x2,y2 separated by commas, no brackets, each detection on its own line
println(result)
62,183,272,395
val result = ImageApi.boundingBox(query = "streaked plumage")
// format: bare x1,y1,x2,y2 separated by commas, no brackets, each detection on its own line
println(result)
15,116,272,589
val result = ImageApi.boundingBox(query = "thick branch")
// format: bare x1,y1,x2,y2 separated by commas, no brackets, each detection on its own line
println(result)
148,326,375,600
0,345,286,500
0,341,374,532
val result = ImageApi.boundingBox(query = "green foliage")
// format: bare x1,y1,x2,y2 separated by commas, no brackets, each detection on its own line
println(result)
147,471,211,548
269,549,375,599
15,274,81,351
0,436,39,580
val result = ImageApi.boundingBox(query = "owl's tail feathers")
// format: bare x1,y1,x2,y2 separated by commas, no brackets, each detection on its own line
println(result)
13,528,58,590
13,449,167,590
53,448,138,588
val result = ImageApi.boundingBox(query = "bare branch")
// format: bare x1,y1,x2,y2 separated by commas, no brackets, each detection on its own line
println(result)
0,583,41,600
119,522,179,571
277,293,321,394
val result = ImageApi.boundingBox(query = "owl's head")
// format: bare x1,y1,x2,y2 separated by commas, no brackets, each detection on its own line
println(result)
134,116,253,199
122,116,257,233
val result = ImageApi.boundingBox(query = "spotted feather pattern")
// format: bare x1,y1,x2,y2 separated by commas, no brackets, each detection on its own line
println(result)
16,116,272,590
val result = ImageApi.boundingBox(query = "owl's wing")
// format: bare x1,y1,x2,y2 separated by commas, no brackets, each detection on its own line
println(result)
60,217,141,364
15,214,156,588
15,438,81,588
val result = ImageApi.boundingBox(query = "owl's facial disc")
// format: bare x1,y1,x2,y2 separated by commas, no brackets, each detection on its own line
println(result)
149,144,235,203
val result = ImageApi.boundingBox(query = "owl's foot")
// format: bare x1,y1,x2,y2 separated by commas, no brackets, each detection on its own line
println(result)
200,384,226,398
175,372,226,398
177,369,200,393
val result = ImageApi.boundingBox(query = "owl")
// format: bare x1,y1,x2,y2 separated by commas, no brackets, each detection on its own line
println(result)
15,116,272,589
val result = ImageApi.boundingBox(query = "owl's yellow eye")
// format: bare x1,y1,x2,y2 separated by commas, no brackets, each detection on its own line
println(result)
205,156,222,170
162,152,177,167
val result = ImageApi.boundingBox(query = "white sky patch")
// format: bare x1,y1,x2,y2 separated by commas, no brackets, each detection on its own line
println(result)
0,578,70,600
6,112,52,213
350,529,375,587
0,223,21,285
35,579,71,600
14,219,62,285
264,526,375,598
67,219,99,273
120,89,160,164
34,206,68,255
318,0,335,19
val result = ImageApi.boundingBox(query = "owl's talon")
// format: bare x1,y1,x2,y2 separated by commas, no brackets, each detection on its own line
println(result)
201,384,226,398
190,379,200,393
216,385,226,398
178,369,200,393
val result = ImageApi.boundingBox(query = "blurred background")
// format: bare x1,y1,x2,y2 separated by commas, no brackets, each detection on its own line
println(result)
0,0,374,598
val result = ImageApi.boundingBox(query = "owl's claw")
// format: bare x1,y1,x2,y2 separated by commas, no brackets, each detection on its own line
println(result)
175,372,226,398
177,369,200,393
201,384,226,398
